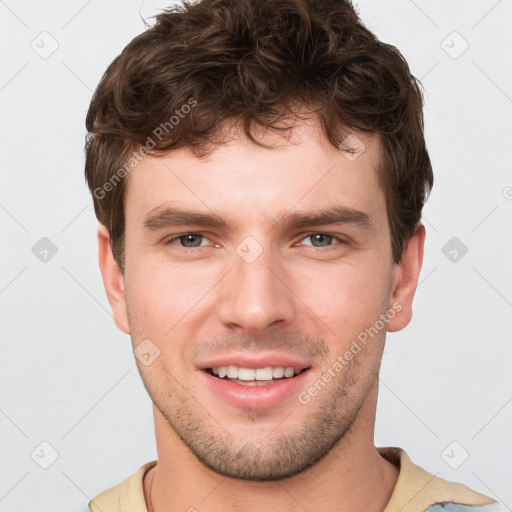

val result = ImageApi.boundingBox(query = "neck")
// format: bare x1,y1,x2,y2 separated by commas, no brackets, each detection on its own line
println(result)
145,388,398,512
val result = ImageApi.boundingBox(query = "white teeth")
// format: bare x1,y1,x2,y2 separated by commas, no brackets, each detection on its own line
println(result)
210,365,302,381
226,365,238,378
272,367,284,378
255,367,273,380
283,367,295,378
238,368,255,380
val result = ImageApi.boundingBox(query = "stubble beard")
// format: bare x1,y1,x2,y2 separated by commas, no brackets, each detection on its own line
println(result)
135,343,380,481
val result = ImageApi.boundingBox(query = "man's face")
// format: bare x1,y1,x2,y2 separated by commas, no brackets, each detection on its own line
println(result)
118,120,401,480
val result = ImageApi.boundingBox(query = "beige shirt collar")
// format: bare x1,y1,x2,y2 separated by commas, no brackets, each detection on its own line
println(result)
378,447,494,512
89,447,494,512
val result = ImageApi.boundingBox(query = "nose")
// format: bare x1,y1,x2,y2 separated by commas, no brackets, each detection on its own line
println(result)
217,245,296,334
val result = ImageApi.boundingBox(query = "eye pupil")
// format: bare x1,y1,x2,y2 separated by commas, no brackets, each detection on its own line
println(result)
173,234,336,249
180,234,202,247
311,234,332,247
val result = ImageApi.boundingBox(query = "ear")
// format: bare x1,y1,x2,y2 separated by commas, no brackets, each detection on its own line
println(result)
97,225,130,334
386,223,426,332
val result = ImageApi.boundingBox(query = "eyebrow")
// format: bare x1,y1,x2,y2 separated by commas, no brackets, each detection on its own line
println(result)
143,207,230,231
143,205,375,232
277,205,374,231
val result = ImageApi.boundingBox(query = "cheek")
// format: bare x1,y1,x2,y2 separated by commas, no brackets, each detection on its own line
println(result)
125,256,222,339
291,259,391,342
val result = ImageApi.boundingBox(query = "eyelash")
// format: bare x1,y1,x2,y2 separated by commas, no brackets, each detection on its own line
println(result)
299,232,347,248
165,233,213,248
164,232,347,249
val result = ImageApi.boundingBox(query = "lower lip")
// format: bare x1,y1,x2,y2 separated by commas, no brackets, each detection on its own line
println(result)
198,369,311,410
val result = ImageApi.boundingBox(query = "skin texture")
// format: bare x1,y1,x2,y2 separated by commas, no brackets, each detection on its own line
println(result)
98,117,425,512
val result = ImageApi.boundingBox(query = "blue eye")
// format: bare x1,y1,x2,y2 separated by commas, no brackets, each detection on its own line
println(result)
167,234,207,248
301,233,338,247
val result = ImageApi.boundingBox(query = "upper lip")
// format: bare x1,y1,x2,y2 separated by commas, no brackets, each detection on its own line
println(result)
197,352,312,371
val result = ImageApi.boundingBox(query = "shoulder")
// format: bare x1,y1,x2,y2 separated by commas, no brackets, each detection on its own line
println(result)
378,447,502,512
88,460,156,512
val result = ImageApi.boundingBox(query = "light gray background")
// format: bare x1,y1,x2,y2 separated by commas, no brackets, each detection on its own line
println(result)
1,0,511,511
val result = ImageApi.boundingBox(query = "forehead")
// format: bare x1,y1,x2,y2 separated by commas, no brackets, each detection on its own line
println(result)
124,120,386,229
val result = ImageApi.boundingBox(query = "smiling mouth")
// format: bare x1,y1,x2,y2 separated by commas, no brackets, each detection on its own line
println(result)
204,365,310,386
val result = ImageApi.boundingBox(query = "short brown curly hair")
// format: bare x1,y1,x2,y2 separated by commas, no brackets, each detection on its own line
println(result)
84,0,433,271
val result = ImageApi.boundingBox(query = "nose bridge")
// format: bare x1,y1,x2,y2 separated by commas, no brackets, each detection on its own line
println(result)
217,239,296,332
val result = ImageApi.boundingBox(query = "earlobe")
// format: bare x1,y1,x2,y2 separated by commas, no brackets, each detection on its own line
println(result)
97,225,130,334
386,223,426,333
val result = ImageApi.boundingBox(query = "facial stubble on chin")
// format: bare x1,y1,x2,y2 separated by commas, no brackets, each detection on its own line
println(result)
125,290,383,481
134,346,380,482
